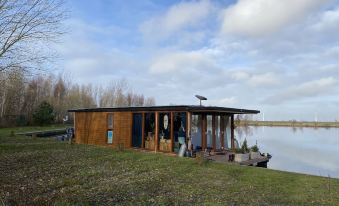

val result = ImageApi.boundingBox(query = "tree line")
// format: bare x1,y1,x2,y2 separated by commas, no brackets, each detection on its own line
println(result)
0,70,155,127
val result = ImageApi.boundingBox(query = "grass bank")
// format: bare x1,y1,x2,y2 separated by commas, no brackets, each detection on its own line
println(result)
236,120,339,128
1,127,338,205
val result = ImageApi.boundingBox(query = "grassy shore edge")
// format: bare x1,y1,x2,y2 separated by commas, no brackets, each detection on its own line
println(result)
1,127,338,205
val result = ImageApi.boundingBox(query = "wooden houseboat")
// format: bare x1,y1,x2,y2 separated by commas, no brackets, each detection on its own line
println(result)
68,105,259,154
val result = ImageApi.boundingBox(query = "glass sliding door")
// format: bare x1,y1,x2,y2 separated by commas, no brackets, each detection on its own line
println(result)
159,113,171,152
215,115,222,150
206,115,213,149
191,114,202,151
144,113,155,150
223,115,232,149
173,112,186,153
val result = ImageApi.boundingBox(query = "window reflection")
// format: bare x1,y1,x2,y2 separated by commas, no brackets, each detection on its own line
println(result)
159,113,171,152
144,113,155,150
206,115,213,148
191,114,202,150
224,115,232,149
173,112,186,153
216,115,221,150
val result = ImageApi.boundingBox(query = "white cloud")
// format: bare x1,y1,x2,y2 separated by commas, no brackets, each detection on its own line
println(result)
140,0,213,41
149,50,216,74
209,97,237,106
248,72,280,87
311,7,339,32
231,71,280,87
231,71,250,80
221,0,326,37
265,77,339,104
56,19,144,84
56,1,339,120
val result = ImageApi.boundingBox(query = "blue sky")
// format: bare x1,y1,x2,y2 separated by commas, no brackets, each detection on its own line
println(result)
57,0,339,121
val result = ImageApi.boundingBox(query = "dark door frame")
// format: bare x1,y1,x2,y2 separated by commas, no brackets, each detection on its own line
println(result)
132,113,143,148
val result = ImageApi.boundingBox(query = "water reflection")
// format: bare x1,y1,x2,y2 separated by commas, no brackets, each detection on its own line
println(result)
291,127,304,133
235,125,253,144
236,126,339,178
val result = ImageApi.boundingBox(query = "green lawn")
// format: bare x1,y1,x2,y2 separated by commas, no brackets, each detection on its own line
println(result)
0,127,338,205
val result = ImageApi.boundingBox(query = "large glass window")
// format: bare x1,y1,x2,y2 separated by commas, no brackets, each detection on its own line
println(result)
191,114,202,150
224,115,232,149
206,115,213,148
159,113,171,152
144,113,155,150
173,112,186,153
215,115,221,150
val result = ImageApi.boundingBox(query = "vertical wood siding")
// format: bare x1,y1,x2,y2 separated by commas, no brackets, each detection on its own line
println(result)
74,112,132,148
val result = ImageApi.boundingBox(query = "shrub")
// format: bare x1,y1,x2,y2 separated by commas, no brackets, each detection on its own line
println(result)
235,148,243,154
240,139,249,154
33,101,55,126
16,115,28,126
251,145,259,152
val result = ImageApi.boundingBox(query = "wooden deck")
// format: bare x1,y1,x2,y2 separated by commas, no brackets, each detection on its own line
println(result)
206,153,270,166
131,149,270,167
239,157,269,166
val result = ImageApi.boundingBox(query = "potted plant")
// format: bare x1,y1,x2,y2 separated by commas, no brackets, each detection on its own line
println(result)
234,139,250,162
250,144,261,159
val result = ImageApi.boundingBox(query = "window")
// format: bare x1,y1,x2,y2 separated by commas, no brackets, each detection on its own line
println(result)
216,115,221,150
107,113,113,144
144,113,155,150
206,115,213,148
173,112,186,153
191,114,202,150
224,115,231,149
159,113,171,152
108,113,113,129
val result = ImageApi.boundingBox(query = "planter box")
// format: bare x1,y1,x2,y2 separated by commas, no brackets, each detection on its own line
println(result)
250,151,261,159
234,153,250,162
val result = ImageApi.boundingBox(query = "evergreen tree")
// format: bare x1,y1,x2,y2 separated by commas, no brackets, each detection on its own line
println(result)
33,101,55,126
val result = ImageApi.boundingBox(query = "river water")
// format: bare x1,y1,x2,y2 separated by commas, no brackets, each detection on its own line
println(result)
236,126,339,179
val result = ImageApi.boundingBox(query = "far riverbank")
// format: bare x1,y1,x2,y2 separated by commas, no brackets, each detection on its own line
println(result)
236,120,339,128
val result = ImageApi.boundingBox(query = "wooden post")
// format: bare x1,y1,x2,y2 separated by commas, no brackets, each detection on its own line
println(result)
130,113,133,148
231,115,235,150
212,115,216,151
186,112,191,140
186,112,191,152
220,115,224,149
142,112,145,148
155,112,159,152
170,112,174,152
73,112,76,144
202,114,206,150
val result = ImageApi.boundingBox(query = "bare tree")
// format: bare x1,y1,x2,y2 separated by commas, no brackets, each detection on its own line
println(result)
144,97,155,106
53,76,66,122
0,69,25,125
0,0,65,73
0,72,156,126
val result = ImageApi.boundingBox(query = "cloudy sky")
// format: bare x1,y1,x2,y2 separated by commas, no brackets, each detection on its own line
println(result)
57,0,339,121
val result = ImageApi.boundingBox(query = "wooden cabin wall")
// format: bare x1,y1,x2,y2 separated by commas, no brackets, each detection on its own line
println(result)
74,111,132,148
113,112,132,147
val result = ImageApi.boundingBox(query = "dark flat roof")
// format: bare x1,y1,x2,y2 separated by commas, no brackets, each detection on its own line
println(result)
68,105,259,114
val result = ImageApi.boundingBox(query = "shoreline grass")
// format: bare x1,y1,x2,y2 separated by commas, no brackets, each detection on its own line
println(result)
1,127,339,205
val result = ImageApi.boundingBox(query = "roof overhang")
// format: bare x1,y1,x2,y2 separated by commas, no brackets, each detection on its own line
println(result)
68,105,260,115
